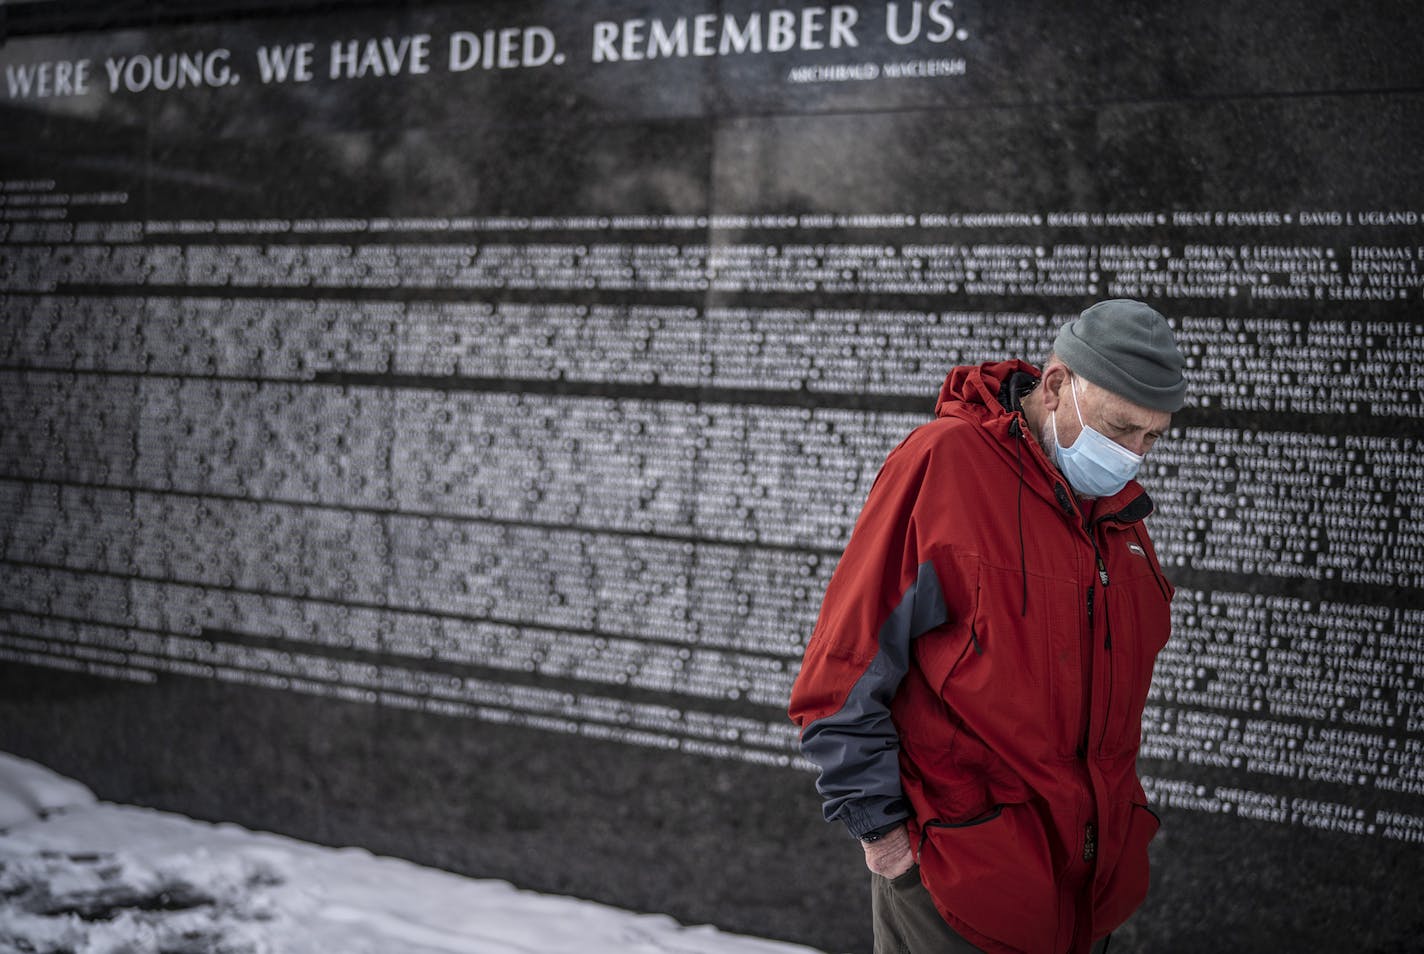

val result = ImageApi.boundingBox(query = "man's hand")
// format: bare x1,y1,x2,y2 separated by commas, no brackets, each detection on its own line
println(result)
861,824,915,879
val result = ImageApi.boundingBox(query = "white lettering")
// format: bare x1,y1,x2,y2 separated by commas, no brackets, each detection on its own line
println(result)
886,1,922,44
451,26,559,70
593,10,861,61
256,43,315,83
830,6,860,47
100,51,233,93
407,34,432,74
621,19,646,61
329,35,430,79
5,63,37,97
330,40,359,78
720,15,762,54
449,32,480,71
927,0,956,41
592,21,620,62
650,19,687,59
3,60,90,98
523,27,557,67
800,7,825,50
768,10,797,51
693,14,717,56
497,28,521,68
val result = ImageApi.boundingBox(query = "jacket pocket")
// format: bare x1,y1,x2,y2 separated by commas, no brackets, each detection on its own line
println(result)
1092,801,1160,934
917,803,1004,851
916,802,1057,954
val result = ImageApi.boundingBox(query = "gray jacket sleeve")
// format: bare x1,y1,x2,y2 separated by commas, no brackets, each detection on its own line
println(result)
798,560,947,838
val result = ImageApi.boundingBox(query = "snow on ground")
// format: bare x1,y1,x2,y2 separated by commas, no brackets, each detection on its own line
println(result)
0,752,827,954
0,753,96,830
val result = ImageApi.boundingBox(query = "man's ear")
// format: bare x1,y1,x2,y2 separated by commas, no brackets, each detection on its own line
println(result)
1039,364,1070,412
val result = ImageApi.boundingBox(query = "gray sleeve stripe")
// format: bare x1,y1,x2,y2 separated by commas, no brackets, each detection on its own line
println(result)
800,560,947,836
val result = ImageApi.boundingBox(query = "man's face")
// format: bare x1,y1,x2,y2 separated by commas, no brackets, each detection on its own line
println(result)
1044,370,1172,458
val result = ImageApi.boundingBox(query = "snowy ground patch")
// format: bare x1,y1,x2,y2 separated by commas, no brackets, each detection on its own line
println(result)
0,753,97,830
0,754,827,954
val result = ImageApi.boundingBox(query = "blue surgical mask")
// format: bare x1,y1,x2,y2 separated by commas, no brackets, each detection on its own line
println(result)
1050,375,1144,498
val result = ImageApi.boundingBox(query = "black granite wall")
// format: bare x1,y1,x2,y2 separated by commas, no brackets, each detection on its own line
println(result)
2,3,1423,951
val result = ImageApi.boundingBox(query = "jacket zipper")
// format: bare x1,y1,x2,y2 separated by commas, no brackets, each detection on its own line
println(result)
1090,544,1110,649
1080,569,1096,866
1082,583,1093,842
1082,505,1146,861
923,805,1004,830
1090,533,1116,757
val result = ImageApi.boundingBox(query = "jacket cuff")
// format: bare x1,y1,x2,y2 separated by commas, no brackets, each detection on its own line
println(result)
841,796,912,840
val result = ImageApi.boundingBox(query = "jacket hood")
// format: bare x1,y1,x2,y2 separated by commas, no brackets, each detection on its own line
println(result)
935,359,1041,420
934,359,1151,521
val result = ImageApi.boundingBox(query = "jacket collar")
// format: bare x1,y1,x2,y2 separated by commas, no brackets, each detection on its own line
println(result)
935,360,1154,526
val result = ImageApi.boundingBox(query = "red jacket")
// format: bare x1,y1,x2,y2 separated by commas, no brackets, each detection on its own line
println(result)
788,361,1172,954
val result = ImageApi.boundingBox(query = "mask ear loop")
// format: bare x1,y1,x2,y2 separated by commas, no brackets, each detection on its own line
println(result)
1049,372,1079,453
1069,373,1087,431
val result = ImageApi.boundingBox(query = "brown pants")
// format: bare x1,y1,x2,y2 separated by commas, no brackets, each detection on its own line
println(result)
871,865,1111,954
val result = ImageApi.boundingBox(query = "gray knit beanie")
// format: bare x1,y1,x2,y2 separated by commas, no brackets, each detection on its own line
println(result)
1053,299,1187,412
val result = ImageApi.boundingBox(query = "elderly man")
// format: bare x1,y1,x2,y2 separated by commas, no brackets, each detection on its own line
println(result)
789,300,1185,954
